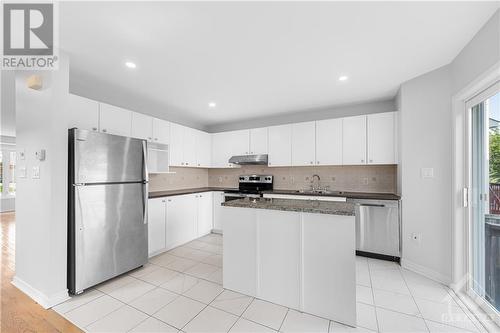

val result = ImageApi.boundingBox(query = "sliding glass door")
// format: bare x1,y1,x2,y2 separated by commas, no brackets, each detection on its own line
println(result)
468,85,499,316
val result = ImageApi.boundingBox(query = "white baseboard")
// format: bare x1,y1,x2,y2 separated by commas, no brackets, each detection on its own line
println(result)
12,276,69,309
401,259,451,285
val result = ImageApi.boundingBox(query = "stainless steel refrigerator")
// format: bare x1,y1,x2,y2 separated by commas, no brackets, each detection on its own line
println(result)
68,128,148,295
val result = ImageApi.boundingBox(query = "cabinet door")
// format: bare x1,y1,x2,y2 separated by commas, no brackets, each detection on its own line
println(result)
197,192,213,237
249,128,268,155
292,121,316,166
183,127,197,167
211,132,233,168
230,130,250,156
131,112,153,141
195,130,212,167
169,123,184,167
212,191,225,231
316,118,342,165
268,124,292,167
342,115,366,165
148,198,166,256
99,103,132,137
152,118,170,144
68,94,99,132
367,112,396,164
166,194,197,250
257,210,300,308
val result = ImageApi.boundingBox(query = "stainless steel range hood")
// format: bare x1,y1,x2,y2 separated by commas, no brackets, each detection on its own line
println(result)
228,154,268,165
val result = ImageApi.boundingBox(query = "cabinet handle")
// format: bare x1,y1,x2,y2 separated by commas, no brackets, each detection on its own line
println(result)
361,159,365,163
369,159,373,163
154,138,158,141
186,162,189,165
148,137,152,140
92,127,97,131
167,199,171,202
162,200,165,203
181,162,184,165
102,129,107,133
310,161,313,164
316,161,320,164
245,152,249,154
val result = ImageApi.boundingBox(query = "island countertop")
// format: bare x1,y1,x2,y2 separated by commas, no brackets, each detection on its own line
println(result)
221,197,355,216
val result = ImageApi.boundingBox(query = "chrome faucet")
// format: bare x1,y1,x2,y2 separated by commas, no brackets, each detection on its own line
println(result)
311,174,321,191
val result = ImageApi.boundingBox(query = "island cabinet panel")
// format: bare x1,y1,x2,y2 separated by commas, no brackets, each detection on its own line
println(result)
222,207,257,296
257,210,301,309
302,213,356,326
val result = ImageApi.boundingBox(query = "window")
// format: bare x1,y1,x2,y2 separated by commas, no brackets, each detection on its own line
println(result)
0,149,16,197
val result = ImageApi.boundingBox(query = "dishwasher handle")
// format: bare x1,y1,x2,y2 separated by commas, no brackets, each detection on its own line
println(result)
356,203,386,208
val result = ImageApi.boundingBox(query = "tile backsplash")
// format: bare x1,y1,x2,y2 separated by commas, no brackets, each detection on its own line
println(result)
208,165,397,193
150,165,397,193
149,167,208,192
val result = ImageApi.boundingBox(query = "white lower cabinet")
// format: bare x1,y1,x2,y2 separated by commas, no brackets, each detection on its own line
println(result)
212,191,225,232
148,192,215,256
196,192,213,237
148,198,166,256
257,210,301,309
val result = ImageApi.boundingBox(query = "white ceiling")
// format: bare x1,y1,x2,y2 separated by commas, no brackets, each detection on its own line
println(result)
61,1,498,128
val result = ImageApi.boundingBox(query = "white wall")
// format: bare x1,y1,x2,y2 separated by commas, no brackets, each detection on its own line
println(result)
13,54,70,307
399,66,453,283
398,9,499,284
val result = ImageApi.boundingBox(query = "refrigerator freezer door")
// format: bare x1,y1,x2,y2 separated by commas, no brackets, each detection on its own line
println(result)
73,129,146,184
73,182,147,293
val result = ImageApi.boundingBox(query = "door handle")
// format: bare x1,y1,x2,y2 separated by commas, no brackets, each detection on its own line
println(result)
357,203,385,208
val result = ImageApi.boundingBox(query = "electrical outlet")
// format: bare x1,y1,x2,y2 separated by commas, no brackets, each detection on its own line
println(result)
361,177,369,185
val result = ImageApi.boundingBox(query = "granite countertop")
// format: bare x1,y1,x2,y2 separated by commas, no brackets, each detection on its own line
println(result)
148,187,236,199
263,189,401,201
222,197,355,216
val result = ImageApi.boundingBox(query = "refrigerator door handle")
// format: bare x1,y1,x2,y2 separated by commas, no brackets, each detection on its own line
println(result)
142,140,148,225
143,182,148,225
142,140,149,183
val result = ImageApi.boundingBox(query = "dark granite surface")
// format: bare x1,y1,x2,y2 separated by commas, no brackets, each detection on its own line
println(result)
222,197,355,216
149,187,236,199
262,189,400,201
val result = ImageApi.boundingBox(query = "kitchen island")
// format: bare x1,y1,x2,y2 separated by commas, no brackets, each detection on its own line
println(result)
221,197,356,327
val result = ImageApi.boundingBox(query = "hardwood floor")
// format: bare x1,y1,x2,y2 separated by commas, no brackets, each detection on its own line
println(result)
0,212,82,333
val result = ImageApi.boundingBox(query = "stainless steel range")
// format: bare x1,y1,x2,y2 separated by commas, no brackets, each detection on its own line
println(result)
223,175,273,201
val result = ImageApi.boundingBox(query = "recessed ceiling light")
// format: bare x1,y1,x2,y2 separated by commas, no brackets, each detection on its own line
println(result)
125,61,136,69
338,75,348,81
208,102,216,108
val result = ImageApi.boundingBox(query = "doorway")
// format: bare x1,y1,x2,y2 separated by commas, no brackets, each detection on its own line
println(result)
467,83,500,318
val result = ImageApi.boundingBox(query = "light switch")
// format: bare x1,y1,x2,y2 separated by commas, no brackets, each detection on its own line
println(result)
35,149,46,161
32,166,40,179
19,149,25,160
18,166,27,178
421,168,434,179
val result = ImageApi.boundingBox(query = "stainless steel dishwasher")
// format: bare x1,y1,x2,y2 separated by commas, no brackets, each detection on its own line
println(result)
352,199,401,260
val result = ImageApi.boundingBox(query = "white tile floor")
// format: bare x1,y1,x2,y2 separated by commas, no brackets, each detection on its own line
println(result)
55,233,487,333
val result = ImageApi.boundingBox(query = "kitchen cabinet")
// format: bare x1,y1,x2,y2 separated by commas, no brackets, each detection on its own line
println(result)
197,192,213,237
230,130,251,156
212,191,225,232
316,118,342,165
68,94,99,132
257,209,301,308
182,126,197,166
342,115,366,165
165,194,197,250
148,198,166,256
292,121,316,166
152,118,170,144
99,103,132,137
367,112,396,164
169,123,184,167
212,132,236,168
195,130,212,167
131,112,153,141
249,128,268,155
268,124,292,167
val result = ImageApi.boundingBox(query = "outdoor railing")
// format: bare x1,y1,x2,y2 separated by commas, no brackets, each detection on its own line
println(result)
490,183,500,215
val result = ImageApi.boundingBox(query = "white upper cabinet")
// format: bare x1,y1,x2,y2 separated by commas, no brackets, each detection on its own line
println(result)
152,118,170,145
292,121,316,166
68,94,99,132
212,132,234,168
182,126,197,167
268,124,292,167
99,103,132,137
316,118,342,165
367,112,396,164
249,128,268,155
230,130,251,156
169,122,184,167
195,130,212,167
342,115,367,165
131,112,153,141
